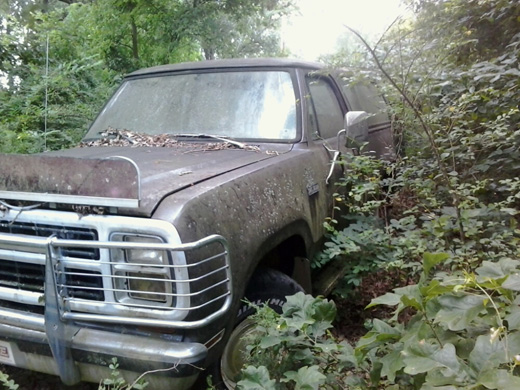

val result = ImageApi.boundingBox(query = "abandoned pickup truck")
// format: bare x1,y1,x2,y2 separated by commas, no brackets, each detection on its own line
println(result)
0,58,392,389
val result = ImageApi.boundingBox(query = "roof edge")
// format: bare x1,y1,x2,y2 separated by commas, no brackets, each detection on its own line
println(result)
127,58,325,77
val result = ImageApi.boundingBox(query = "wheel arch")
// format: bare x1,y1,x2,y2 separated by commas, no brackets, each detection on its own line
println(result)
250,220,314,292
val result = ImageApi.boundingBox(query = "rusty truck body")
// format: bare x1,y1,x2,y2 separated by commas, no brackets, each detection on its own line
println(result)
0,58,392,389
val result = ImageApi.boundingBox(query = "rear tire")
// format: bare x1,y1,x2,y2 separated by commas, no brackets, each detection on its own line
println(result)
216,268,304,389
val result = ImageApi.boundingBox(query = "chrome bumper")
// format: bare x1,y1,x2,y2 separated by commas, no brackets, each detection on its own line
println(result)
0,211,233,389
0,307,206,389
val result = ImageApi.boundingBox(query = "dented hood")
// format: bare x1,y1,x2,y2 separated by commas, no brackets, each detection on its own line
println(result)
0,144,290,217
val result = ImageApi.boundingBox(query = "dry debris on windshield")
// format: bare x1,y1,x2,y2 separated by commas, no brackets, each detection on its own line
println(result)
80,128,260,152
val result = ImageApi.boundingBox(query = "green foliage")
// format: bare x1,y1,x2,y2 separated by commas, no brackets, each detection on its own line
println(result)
316,0,520,298
98,358,148,390
352,255,520,390
0,54,113,153
237,293,355,390
314,155,397,295
0,371,19,390
244,257,520,389
313,2,520,389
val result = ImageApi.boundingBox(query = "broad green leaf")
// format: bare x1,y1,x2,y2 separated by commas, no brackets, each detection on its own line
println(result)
478,369,520,390
502,274,520,291
434,294,485,331
380,349,405,382
423,252,450,275
282,292,318,329
282,292,315,318
501,208,518,215
402,294,423,311
293,348,314,365
504,306,520,330
476,259,520,279
314,341,339,353
372,318,401,335
259,335,282,349
311,298,336,323
366,292,401,308
281,366,326,390
237,366,276,390
394,284,423,302
468,335,507,375
420,385,459,390
423,366,468,388
402,342,460,376
337,341,357,368
308,298,336,336
281,293,336,334
506,332,520,358
356,320,401,351
421,279,454,300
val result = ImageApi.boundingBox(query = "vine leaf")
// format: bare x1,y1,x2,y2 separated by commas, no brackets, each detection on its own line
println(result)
402,342,460,376
502,274,520,291
434,295,486,331
281,366,326,390
423,252,450,275
237,366,277,390
380,350,405,382
478,369,520,390
476,259,520,279
504,306,520,330
366,292,401,308
468,335,507,376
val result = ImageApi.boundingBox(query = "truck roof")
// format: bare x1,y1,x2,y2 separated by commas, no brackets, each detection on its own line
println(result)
127,58,326,77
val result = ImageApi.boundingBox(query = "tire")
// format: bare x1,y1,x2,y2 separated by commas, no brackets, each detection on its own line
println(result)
217,268,304,389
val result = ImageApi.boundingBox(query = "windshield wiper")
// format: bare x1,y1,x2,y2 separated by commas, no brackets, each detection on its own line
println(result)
172,133,249,149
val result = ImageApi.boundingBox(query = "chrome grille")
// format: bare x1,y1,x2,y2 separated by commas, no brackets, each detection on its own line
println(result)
0,220,99,259
0,261,44,292
0,210,232,328
0,219,103,302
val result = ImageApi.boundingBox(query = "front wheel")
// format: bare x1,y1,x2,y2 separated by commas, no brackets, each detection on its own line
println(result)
219,268,304,389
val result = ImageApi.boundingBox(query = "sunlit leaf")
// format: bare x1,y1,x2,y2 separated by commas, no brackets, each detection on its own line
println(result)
237,366,277,390
423,252,450,275
435,295,485,331
281,366,326,390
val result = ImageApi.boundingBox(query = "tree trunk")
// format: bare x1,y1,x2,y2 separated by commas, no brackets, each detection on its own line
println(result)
131,17,139,60
203,47,215,60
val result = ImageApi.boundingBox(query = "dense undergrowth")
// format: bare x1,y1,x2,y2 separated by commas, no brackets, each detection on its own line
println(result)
235,0,520,389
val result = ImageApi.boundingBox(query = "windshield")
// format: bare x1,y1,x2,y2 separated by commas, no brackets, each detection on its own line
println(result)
85,70,298,141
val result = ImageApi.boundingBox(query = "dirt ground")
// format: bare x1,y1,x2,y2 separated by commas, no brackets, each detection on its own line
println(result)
0,365,97,390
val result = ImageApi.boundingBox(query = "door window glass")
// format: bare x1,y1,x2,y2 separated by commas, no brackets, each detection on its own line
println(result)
306,76,344,139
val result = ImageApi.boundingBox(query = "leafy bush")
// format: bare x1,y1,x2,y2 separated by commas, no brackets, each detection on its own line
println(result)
98,358,148,390
354,253,520,390
236,293,356,389
239,254,520,390
307,3,520,388
316,0,520,299
0,371,18,390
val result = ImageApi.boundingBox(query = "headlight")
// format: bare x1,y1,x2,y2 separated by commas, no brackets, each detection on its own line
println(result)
111,234,175,306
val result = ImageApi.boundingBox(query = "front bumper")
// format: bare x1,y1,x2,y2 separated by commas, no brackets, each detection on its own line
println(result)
0,210,233,389
0,307,206,389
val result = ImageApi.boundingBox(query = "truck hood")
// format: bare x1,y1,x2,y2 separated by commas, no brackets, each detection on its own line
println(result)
0,144,291,217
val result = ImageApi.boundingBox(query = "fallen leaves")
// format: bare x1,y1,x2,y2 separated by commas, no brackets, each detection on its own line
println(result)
80,128,261,152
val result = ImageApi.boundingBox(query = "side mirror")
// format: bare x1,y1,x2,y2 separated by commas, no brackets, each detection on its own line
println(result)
344,111,368,149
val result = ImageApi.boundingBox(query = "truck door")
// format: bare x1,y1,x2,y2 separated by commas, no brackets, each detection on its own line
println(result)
303,72,349,227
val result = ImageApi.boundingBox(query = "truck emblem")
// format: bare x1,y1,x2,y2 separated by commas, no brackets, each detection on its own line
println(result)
307,183,319,196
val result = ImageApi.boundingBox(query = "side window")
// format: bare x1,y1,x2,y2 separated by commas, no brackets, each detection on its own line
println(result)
338,73,390,126
306,76,345,139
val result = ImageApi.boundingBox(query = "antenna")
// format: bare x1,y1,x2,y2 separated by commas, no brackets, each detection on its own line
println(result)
44,35,49,151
